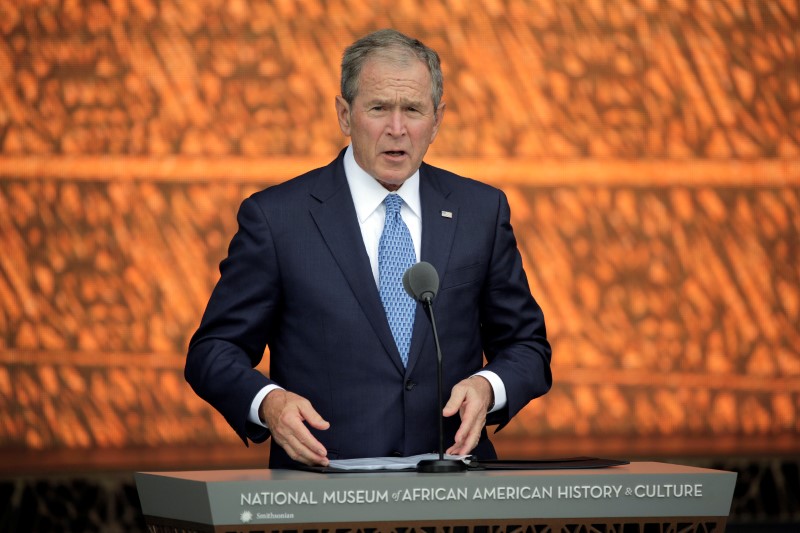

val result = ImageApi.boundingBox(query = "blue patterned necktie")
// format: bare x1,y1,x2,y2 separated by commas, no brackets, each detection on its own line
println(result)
378,194,417,366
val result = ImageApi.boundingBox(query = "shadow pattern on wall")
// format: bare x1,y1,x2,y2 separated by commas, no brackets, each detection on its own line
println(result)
0,0,798,461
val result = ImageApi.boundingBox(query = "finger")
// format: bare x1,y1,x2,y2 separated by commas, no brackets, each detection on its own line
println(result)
447,432,479,456
448,388,487,454
291,402,330,459
296,401,331,431
450,383,485,440
442,384,467,417
290,420,329,458
282,441,328,466
447,426,482,455
452,401,480,443
452,412,484,453
273,416,329,465
282,430,329,466
447,443,468,456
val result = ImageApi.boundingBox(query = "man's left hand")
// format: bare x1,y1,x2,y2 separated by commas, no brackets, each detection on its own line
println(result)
443,375,494,455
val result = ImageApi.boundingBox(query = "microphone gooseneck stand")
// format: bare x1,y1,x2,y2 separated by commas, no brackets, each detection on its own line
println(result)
416,294,466,473
403,262,466,474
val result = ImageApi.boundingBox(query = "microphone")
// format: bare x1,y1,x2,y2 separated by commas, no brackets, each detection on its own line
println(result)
403,262,466,473
402,260,439,304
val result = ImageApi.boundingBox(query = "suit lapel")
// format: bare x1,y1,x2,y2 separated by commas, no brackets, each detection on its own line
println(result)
406,165,458,374
308,154,406,374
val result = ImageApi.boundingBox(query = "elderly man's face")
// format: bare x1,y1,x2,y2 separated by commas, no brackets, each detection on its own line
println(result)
335,56,444,190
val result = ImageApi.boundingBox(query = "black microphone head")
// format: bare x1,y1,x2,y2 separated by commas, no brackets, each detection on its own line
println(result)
403,262,439,303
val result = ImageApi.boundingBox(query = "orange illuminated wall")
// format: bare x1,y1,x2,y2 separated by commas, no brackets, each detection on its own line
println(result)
1,0,798,464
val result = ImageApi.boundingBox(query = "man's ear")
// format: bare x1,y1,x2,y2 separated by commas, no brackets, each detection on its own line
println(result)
335,95,351,136
430,102,446,143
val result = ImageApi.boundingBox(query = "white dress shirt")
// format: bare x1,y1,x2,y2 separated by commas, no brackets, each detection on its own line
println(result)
249,146,506,427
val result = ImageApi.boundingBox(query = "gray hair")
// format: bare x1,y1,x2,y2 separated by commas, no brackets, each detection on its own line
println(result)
341,29,443,110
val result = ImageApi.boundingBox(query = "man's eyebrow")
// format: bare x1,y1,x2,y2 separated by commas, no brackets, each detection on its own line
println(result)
366,96,427,107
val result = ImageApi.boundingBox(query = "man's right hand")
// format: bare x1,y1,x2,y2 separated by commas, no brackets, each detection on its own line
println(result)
259,389,330,466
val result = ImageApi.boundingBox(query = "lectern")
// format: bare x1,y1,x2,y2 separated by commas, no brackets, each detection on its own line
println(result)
136,462,736,532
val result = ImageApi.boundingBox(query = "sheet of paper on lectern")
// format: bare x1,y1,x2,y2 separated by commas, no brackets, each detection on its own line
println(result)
327,453,471,471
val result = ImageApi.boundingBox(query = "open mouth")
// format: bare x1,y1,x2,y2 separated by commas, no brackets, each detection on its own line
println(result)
383,150,406,157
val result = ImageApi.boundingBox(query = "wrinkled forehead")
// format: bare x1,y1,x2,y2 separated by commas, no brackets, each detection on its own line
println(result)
356,50,433,100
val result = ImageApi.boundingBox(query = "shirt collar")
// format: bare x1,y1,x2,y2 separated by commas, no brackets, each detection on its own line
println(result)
343,145,421,223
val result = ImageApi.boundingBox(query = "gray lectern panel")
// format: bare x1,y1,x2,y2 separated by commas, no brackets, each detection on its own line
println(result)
136,461,736,530
135,472,215,525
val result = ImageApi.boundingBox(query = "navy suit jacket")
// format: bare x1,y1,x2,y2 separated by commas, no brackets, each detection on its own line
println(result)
186,149,552,468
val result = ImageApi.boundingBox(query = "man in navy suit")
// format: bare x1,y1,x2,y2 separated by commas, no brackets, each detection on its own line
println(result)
186,29,552,468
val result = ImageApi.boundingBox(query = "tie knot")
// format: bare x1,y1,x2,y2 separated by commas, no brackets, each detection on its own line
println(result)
384,193,403,215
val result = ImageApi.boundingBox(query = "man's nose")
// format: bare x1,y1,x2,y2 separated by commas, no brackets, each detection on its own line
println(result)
385,110,406,136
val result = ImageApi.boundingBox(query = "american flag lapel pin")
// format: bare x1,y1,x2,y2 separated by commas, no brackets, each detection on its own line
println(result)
441,210,453,218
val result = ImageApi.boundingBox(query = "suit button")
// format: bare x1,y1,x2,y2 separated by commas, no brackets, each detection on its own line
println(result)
392,451,402,457
405,380,415,391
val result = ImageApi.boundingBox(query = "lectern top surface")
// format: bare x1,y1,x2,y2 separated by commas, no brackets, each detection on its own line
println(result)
138,461,729,482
